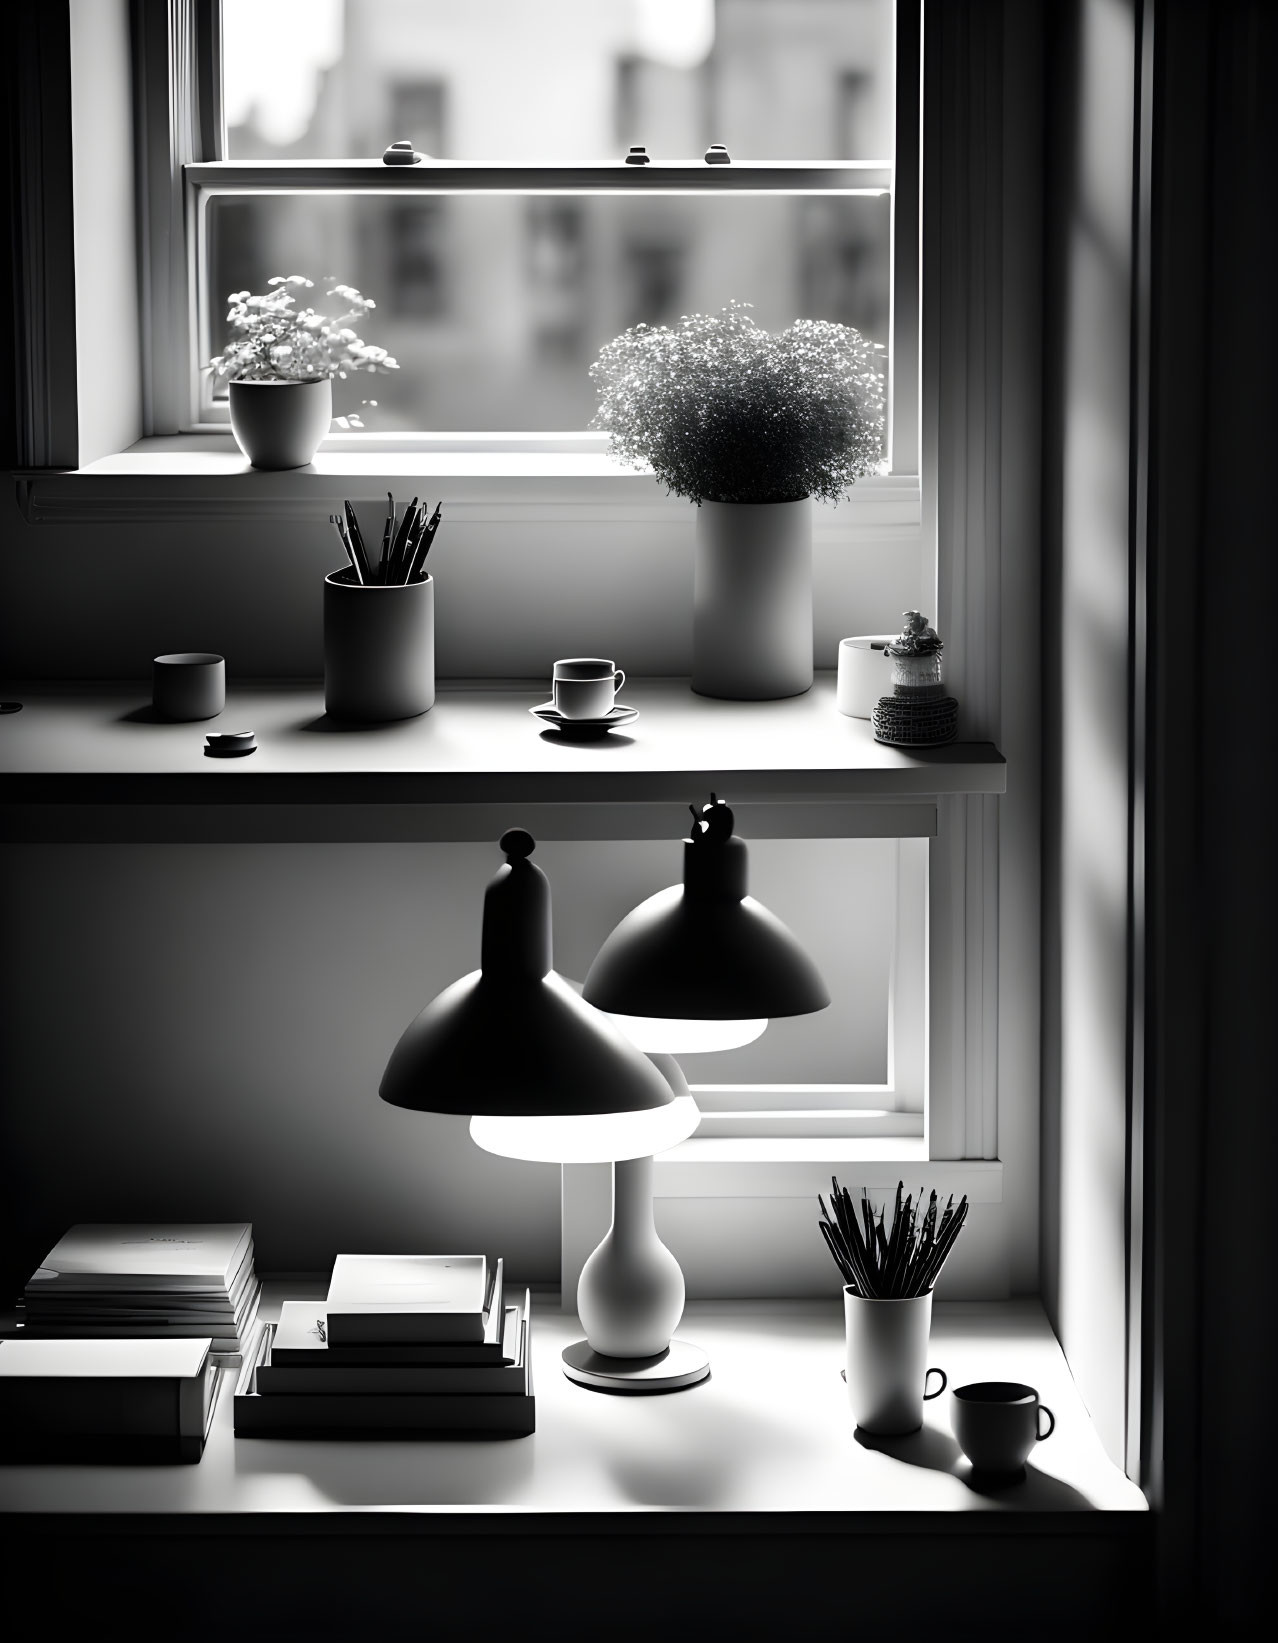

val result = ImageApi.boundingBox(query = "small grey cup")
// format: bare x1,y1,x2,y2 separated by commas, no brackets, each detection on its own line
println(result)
152,653,225,721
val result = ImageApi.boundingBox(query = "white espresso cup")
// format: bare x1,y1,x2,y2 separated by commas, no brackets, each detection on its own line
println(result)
552,657,625,720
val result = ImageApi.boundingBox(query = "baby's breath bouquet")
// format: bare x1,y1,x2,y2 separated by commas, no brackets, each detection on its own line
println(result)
207,275,399,384
589,300,885,505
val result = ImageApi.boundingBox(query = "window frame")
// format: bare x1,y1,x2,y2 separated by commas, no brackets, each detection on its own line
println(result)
147,0,919,473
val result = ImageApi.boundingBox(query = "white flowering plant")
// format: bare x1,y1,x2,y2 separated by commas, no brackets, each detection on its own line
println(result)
206,276,400,384
589,300,886,505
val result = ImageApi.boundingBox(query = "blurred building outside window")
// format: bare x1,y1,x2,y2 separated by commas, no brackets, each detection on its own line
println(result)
214,0,897,440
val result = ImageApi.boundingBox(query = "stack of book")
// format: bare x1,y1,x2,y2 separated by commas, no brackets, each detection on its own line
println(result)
0,1335,224,1462
19,1222,261,1364
234,1253,534,1437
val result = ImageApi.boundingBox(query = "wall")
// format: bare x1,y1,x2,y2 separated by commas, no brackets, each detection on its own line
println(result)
1140,1,1278,1625
0,835,901,1297
1040,0,1137,1469
0,488,922,682
69,0,141,466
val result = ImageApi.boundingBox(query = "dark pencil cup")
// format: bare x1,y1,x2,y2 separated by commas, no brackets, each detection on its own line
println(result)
323,568,435,721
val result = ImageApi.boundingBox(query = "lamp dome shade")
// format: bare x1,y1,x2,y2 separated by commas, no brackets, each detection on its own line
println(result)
469,1055,700,1163
582,798,830,1021
380,830,676,1119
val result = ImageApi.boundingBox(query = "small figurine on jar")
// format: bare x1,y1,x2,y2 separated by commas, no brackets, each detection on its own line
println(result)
872,611,958,746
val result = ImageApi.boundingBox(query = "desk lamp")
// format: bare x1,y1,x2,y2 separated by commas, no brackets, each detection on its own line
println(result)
583,794,830,1044
564,795,831,1392
379,830,702,1389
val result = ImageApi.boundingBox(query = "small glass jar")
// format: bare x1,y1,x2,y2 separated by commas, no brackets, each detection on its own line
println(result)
890,649,944,698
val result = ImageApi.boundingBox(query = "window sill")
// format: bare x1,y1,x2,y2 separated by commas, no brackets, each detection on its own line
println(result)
655,1139,1002,1201
15,436,923,526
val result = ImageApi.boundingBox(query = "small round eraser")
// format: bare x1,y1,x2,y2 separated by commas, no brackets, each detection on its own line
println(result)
205,731,257,757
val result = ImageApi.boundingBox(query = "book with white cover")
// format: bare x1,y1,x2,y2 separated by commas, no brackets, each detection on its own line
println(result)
0,1336,222,1461
268,1282,510,1368
26,1223,253,1294
256,1302,525,1395
24,1239,257,1320
325,1253,495,1345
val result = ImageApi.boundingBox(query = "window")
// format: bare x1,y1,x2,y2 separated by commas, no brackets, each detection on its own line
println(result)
170,0,914,459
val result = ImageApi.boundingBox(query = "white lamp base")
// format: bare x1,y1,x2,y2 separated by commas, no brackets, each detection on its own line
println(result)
561,1337,710,1393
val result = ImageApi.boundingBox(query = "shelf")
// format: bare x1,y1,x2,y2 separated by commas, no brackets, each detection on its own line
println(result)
16,442,922,524
0,677,1004,830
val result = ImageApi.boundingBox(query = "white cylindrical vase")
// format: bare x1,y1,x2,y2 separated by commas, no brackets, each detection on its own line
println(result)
692,497,813,700
843,1288,947,1435
323,568,435,721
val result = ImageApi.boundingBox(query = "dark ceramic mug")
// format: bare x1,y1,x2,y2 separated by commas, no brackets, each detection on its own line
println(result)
951,1380,1056,1475
152,652,225,721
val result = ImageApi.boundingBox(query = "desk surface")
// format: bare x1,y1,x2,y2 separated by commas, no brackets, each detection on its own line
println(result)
0,1293,1145,1521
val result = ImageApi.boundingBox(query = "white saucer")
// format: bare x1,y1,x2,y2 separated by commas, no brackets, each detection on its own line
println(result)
531,702,639,738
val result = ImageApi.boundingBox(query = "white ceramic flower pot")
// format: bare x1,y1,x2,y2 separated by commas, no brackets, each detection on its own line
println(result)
228,376,332,470
691,497,813,699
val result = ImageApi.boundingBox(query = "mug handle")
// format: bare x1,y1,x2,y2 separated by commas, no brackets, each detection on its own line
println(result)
1036,1404,1056,1441
613,668,626,693
923,1367,947,1400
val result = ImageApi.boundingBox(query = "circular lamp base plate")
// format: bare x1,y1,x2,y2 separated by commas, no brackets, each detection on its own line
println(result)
561,1337,710,1393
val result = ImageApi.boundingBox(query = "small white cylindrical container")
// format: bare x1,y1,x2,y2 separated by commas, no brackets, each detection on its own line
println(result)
836,636,896,718
843,1288,947,1435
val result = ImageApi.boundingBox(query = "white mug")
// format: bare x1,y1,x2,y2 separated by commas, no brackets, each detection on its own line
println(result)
552,657,625,720
836,636,896,719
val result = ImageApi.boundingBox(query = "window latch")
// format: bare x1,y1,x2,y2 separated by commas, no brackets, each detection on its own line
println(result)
382,140,423,165
624,146,650,165
704,144,731,164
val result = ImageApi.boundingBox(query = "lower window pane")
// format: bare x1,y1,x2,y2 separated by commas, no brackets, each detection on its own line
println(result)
205,191,890,432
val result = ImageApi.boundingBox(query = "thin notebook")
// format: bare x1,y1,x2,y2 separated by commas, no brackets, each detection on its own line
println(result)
26,1223,253,1294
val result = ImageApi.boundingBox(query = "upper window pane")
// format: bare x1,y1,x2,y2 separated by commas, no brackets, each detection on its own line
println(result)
205,191,889,431
222,0,895,164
